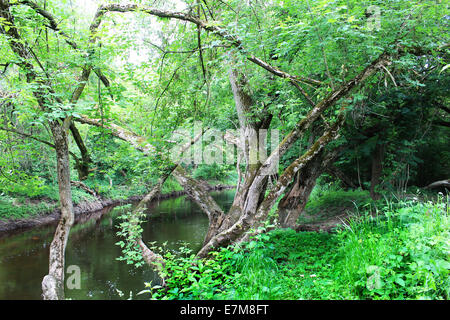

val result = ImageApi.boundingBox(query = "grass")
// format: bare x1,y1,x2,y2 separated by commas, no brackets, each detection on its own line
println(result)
0,186,100,220
148,190,449,300
300,184,374,223
0,195,57,220
336,195,449,299
217,230,347,299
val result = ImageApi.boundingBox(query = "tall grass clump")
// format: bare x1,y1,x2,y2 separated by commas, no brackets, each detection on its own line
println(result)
336,194,449,299
303,183,373,218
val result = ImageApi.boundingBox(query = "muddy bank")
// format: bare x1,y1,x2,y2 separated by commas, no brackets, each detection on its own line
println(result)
0,183,234,236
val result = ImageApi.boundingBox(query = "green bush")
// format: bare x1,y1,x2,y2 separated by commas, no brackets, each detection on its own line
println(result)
138,244,239,300
337,195,449,299
0,195,56,220
140,194,449,300
193,164,235,183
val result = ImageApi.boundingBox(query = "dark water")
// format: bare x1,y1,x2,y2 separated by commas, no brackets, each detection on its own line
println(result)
0,190,235,300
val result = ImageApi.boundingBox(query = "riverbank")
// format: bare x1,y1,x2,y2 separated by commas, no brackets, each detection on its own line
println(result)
0,189,237,300
0,182,235,236
149,191,449,300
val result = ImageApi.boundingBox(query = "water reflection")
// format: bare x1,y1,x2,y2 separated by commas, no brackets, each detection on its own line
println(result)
0,190,235,300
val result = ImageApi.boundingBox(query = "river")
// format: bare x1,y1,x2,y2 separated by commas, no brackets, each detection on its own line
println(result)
0,189,235,300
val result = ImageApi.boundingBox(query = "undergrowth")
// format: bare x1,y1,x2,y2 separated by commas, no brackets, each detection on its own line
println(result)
140,193,449,300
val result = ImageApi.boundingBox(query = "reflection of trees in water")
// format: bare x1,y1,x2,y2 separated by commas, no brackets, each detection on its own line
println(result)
68,206,115,242
0,191,236,299
0,227,55,258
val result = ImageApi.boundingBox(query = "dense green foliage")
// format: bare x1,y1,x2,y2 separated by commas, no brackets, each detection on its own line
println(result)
144,192,448,300
0,0,448,301
1,0,448,213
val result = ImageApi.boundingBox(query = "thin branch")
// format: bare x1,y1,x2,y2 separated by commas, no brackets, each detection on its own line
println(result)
290,80,316,107
217,0,237,14
381,65,397,87
13,0,79,49
70,180,98,197
200,0,215,20
197,26,207,81
151,51,196,131
144,40,230,54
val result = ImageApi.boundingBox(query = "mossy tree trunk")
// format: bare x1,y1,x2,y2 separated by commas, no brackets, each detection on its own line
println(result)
277,146,344,228
75,50,390,260
42,121,74,300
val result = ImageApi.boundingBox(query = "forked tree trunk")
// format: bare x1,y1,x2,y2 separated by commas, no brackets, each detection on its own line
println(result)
0,1,77,300
278,151,325,228
196,53,391,257
217,68,271,229
278,146,343,228
75,50,390,261
196,112,346,257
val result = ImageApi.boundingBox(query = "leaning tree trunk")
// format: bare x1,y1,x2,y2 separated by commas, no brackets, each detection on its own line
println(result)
196,52,391,258
278,151,325,228
278,145,345,228
42,121,74,300
69,122,92,180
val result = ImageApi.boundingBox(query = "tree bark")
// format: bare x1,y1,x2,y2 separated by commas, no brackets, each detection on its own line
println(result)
172,165,226,245
278,150,325,228
127,176,169,271
196,110,346,257
42,121,74,300
69,122,91,180
277,145,344,228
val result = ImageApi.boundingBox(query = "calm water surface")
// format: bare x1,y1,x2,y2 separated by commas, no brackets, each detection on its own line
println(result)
0,190,235,300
